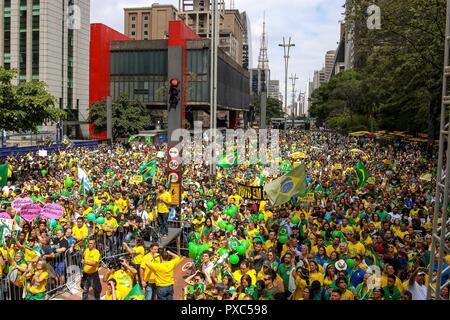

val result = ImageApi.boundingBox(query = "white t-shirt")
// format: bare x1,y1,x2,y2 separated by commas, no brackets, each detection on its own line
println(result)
136,209,149,225
408,281,427,300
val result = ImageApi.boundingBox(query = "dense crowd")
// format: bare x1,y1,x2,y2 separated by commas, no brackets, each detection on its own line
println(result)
0,130,449,300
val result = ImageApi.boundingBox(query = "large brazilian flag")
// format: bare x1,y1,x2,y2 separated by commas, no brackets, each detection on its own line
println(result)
124,284,145,300
355,162,370,189
264,164,307,207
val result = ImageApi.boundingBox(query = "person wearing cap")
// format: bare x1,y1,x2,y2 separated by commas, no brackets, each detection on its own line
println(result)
406,267,427,300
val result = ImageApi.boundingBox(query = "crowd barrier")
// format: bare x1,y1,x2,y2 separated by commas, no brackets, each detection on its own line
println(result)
0,141,99,158
0,218,188,300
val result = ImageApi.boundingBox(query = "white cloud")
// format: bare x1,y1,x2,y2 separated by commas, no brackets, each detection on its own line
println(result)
91,0,344,101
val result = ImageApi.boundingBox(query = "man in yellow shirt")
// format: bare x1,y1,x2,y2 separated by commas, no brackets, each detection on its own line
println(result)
348,234,366,258
146,250,183,300
140,243,161,300
337,276,355,300
72,217,89,250
103,211,119,257
81,239,102,300
104,258,137,300
232,260,257,285
157,184,172,238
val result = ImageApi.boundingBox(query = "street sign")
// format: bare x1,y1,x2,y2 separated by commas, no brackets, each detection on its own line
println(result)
168,159,180,171
169,183,181,206
168,172,180,184
168,146,179,159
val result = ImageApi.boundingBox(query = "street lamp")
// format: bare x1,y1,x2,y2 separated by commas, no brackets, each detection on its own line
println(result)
279,38,295,117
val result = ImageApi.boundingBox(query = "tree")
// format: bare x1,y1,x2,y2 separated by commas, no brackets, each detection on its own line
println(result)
0,67,66,133
253,97,285,125
89,95,151,139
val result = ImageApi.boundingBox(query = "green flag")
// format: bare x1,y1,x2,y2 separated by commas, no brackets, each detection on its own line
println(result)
0,163,8,188
128,135,138,143
264,164,307,207
347,173,353,187
124,284,145,300
356,162,370,189
314,184,324,194
217,149,238,169
279,160,293,174
139,159,157,181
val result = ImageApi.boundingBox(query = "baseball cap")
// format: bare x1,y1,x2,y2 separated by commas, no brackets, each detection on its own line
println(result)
417,271,425,276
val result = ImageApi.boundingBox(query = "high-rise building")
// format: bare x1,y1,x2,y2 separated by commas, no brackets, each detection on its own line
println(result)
268,80,281,100
124,4,178,40
312,68,326,91
325,50,336,81
178,0,245,66
0,0,90,139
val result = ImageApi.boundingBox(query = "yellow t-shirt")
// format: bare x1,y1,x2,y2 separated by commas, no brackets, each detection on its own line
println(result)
132,245,145,265
24,247,40,263
309,271,324,286
341,289,355,300
104,217,118,236
265,239,276,252
83,248,100,274
0,247,7,275
157,192,172,214
228,194,244,207
232,269,257,286
72,225,89,240
348,242,366,258
140,253,161,284
147,256,182,287
29,271,49,294
108,269,134,300
292,277,308,300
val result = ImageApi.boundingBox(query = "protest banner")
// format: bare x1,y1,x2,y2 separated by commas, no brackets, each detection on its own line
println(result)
12,197,33,212
41,203,64,220
298,193,315,202
238,184,269,201
20,204,42,222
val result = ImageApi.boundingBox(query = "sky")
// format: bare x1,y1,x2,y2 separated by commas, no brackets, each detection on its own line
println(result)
91,0,344,103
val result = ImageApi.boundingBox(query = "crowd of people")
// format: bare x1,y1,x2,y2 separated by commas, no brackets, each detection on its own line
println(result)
0,130,449,300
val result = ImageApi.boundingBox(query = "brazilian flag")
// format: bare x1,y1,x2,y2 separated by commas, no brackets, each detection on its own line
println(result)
356,162,370,189
279,160,293,174
264,165,307,207
0,163,8,188
124,284,145,300
139,159,157,181
217,150,238,169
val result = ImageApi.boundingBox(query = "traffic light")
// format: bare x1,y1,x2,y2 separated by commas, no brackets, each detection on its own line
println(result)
169,78,180,111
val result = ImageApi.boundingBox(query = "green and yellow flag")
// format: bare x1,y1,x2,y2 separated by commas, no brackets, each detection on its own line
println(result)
0,163,8,188
264,164,307,207
139,159,157,181
355,162,370,189
217,150,238,169
124,284,145,300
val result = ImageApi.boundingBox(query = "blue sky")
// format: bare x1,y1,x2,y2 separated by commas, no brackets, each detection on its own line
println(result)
91,0,344,100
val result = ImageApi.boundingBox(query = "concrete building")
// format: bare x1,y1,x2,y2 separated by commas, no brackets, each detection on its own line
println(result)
124,4,178,40
178,0,246,66
324,50,336,81
312,68,326,91
268,80,281,100
0,0,90,139
250,68,270,96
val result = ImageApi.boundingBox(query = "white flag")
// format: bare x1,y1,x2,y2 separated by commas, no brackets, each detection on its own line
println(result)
77,166,92,192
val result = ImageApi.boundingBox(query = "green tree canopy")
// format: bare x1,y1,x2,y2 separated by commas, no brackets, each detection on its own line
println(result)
89,95,151,139
0,67,66,133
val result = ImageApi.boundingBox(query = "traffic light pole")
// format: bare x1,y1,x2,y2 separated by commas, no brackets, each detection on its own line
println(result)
210,0,219,176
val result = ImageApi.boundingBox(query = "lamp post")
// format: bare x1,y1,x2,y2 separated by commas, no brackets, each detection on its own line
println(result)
209,0,219,176
289,74,298,128
279,37,295,117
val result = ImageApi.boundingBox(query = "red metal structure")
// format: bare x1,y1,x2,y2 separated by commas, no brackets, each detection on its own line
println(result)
168,21,201,129
89,23,129,139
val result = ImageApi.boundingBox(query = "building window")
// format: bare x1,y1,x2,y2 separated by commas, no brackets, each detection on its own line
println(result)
131,16,136,21
144,24,148,28
131,24,135,29
19,0,27,77
144,16,148,21
131,31,135,36
3,0,11,65
144,31,148,36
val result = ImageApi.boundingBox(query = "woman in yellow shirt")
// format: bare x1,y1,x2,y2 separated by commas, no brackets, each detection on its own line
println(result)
308,261,324,285
25,259,49,300
323,264,337,289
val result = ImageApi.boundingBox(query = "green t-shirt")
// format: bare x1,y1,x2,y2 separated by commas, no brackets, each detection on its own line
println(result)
382,286,401,300
277,263,293,292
